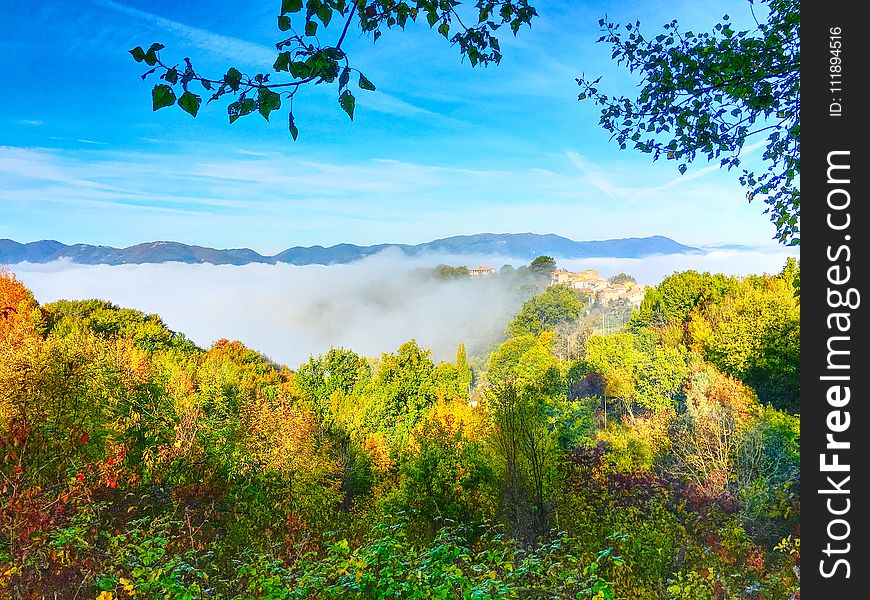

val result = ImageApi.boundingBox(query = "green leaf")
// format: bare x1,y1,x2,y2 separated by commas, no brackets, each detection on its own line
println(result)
426,11,438,27
151,84,176,111
358,73,376,91
129,46,146,62
290,62,310,79
229,98,257,124
281,0,303,14
678,163,688,174
305,20,318,36
239,98,256,116
324,47,345,60
438,22,449,37
178,91,201,117
228,101,241,123
274,51,292,72
289,112,299,140
201,79,213,91
317,5,332,26
143,49,158,66
339,90,355,120
257,87,282,121
163,68,178,84
147,43,165,53
278,15,292,31
339,67,350,90
224,67,243,91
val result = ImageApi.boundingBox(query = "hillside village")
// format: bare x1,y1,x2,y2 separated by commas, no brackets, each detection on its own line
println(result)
549,268,647,304
463,263,647,306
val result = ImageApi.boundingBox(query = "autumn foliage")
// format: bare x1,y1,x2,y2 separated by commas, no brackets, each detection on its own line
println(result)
0,263,799,598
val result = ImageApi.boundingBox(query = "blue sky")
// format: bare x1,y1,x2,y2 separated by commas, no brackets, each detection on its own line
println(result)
0,0,782,255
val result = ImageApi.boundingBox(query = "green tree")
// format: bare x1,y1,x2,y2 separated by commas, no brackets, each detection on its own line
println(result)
44,299,196,353
296,346,371,423
585,332,688,419
780,256,800,296
455,343,473,393
608,272,636,285
362,340,439,447
487,333,563,398
432,264,470,280
629,270,739,331
487,382,555,541
396,416,497,529
528,255,557,277
130,0,537,137
506,284,586,337
577,0,799,245
688,276,800,412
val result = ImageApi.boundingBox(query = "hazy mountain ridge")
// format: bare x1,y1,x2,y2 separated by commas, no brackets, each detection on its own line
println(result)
0,234,701,266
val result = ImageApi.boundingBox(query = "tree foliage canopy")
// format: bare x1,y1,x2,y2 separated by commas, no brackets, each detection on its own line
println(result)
577,0,800,245
506,284,586,338
2,265,801,597
130,0,538,138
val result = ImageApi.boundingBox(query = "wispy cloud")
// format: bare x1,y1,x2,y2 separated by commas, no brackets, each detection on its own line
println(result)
234,149,273,158
18,119,45,126
565,139,771,204
97,0,275,64
644,138,770,196
565,151,630,199
360,92,463,125
0,140,773,249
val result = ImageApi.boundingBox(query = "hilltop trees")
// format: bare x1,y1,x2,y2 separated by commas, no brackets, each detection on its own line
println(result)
577,0,800,244
432,264,470,279
608,272,635,285
528,255,557,277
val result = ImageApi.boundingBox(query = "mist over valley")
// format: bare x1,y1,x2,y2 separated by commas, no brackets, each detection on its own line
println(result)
10,245,798,368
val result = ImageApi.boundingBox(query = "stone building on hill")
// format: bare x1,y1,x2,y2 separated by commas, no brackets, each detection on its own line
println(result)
468,265,496,278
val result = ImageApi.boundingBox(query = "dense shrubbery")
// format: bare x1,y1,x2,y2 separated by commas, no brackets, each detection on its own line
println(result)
0,261,799,598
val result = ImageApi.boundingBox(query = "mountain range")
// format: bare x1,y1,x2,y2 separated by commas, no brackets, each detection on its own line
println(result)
0,234,701,266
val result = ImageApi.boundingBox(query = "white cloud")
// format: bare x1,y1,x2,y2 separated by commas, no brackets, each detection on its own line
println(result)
557,249,798,286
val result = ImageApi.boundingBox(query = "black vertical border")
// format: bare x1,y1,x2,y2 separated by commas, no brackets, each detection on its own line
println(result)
801,0,868,595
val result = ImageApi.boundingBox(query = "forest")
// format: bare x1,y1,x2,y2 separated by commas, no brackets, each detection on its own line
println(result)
0,258,800,599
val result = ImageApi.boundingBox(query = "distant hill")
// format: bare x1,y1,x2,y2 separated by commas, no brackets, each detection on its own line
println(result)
0,234,701,266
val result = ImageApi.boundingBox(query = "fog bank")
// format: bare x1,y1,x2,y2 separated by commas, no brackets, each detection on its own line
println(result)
11,248,797,368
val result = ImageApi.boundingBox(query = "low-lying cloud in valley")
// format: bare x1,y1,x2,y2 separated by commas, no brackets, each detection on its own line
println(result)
10,248,797,368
